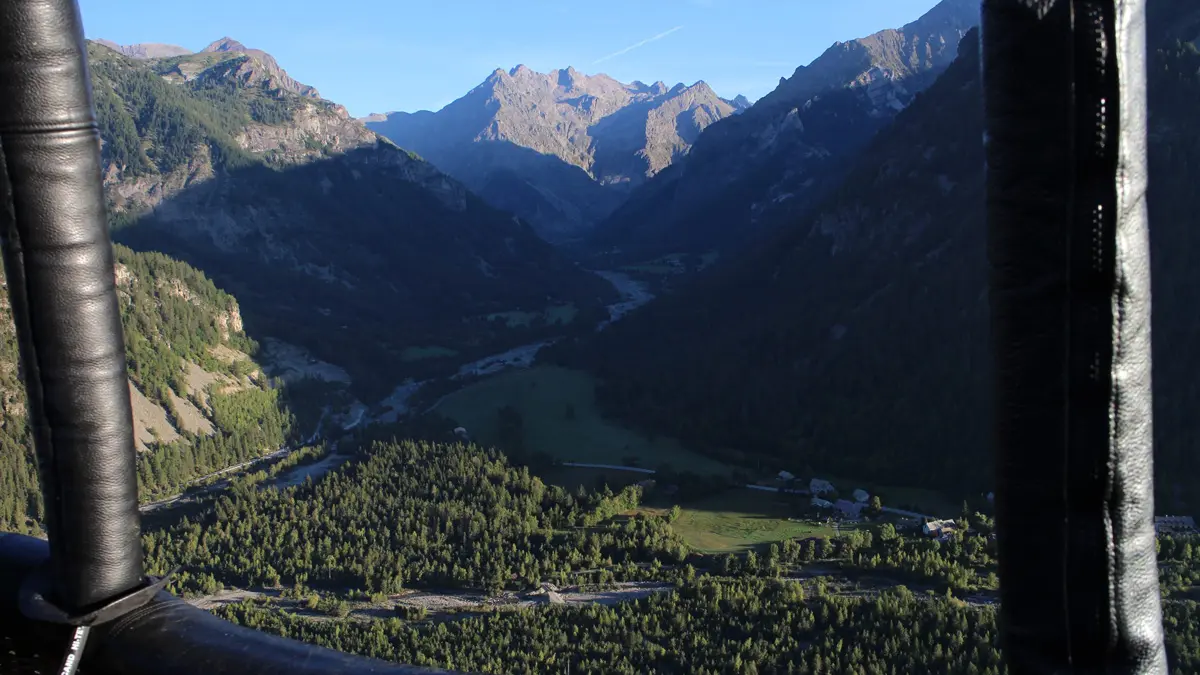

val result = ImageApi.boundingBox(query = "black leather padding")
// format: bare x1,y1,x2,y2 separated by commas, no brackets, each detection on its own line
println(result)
983,0,1166,672
0,0,143,611
96,590,464,675
0,534,461,675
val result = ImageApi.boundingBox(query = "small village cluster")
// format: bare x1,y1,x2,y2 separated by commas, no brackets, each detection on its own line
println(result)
770,472,878,522
776,472,970,543
800,475,871,520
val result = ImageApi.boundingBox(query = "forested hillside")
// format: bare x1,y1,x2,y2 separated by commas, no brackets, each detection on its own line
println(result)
587,0,979,262
88,41,615,398
150,429,1200,672
0,246,296,533
556,27,990,494
127,417,1200,674
143,431,1200,673
565,0,1200,511
144,437,685,594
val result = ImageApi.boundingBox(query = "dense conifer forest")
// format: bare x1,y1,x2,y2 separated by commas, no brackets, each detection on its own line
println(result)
0,245,301,532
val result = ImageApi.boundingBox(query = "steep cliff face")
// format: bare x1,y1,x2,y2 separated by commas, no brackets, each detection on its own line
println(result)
365,67,742,241
759,0,979,111
589,0,981,261
88,41,614,397
0,246,289,533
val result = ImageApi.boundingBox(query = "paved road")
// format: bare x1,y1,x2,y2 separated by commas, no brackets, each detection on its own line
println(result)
553,467,940,521
560,462,657,475
139,446,292,513
880,506,937,521
140,409,337,514
745,484,810,496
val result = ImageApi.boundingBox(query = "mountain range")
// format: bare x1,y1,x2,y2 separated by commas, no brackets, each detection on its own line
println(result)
5,0,1189,668
562,0,1200,512
364,67,746,242
95,39,191,59
63,0,1200,518
88,38,614,399
588,0,981,262
0,0,1191,661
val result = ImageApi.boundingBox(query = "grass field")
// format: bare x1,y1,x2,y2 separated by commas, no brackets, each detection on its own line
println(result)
815,472,959,517
621,254,685,276
435,366,731,475
486,304,578,328
536,465,646,494
873,484,960,517
434,366,935,554
642,489,836,553
543,304,578,326
486,310,539,328
621,252,722,276
621,263,682,276
400,346,460,362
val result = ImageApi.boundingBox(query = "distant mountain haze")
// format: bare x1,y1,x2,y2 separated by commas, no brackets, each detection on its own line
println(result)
364,66,746,242
722,95,752,112
94,39,192,59
589,0,981,261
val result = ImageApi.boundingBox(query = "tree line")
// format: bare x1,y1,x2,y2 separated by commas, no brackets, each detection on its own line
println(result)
88,42,294,180
139,426,1200,672
143,437,691,596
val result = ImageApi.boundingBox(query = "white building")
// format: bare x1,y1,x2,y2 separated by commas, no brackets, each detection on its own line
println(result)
923,519,957,537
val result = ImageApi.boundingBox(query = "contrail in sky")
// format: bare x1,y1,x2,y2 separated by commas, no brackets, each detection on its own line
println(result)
593,25,684,65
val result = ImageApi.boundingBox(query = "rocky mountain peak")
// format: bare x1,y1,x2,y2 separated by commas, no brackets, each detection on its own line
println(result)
588,0,981,262
87,44,614,405
175,37,322,100
202,37,249,53
557,66,584,88
758,0,979,113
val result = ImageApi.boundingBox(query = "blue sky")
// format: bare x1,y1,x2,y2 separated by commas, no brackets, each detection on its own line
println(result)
79,0,942,118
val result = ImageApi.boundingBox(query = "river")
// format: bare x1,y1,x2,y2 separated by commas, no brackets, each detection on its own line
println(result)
592,269,655,329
